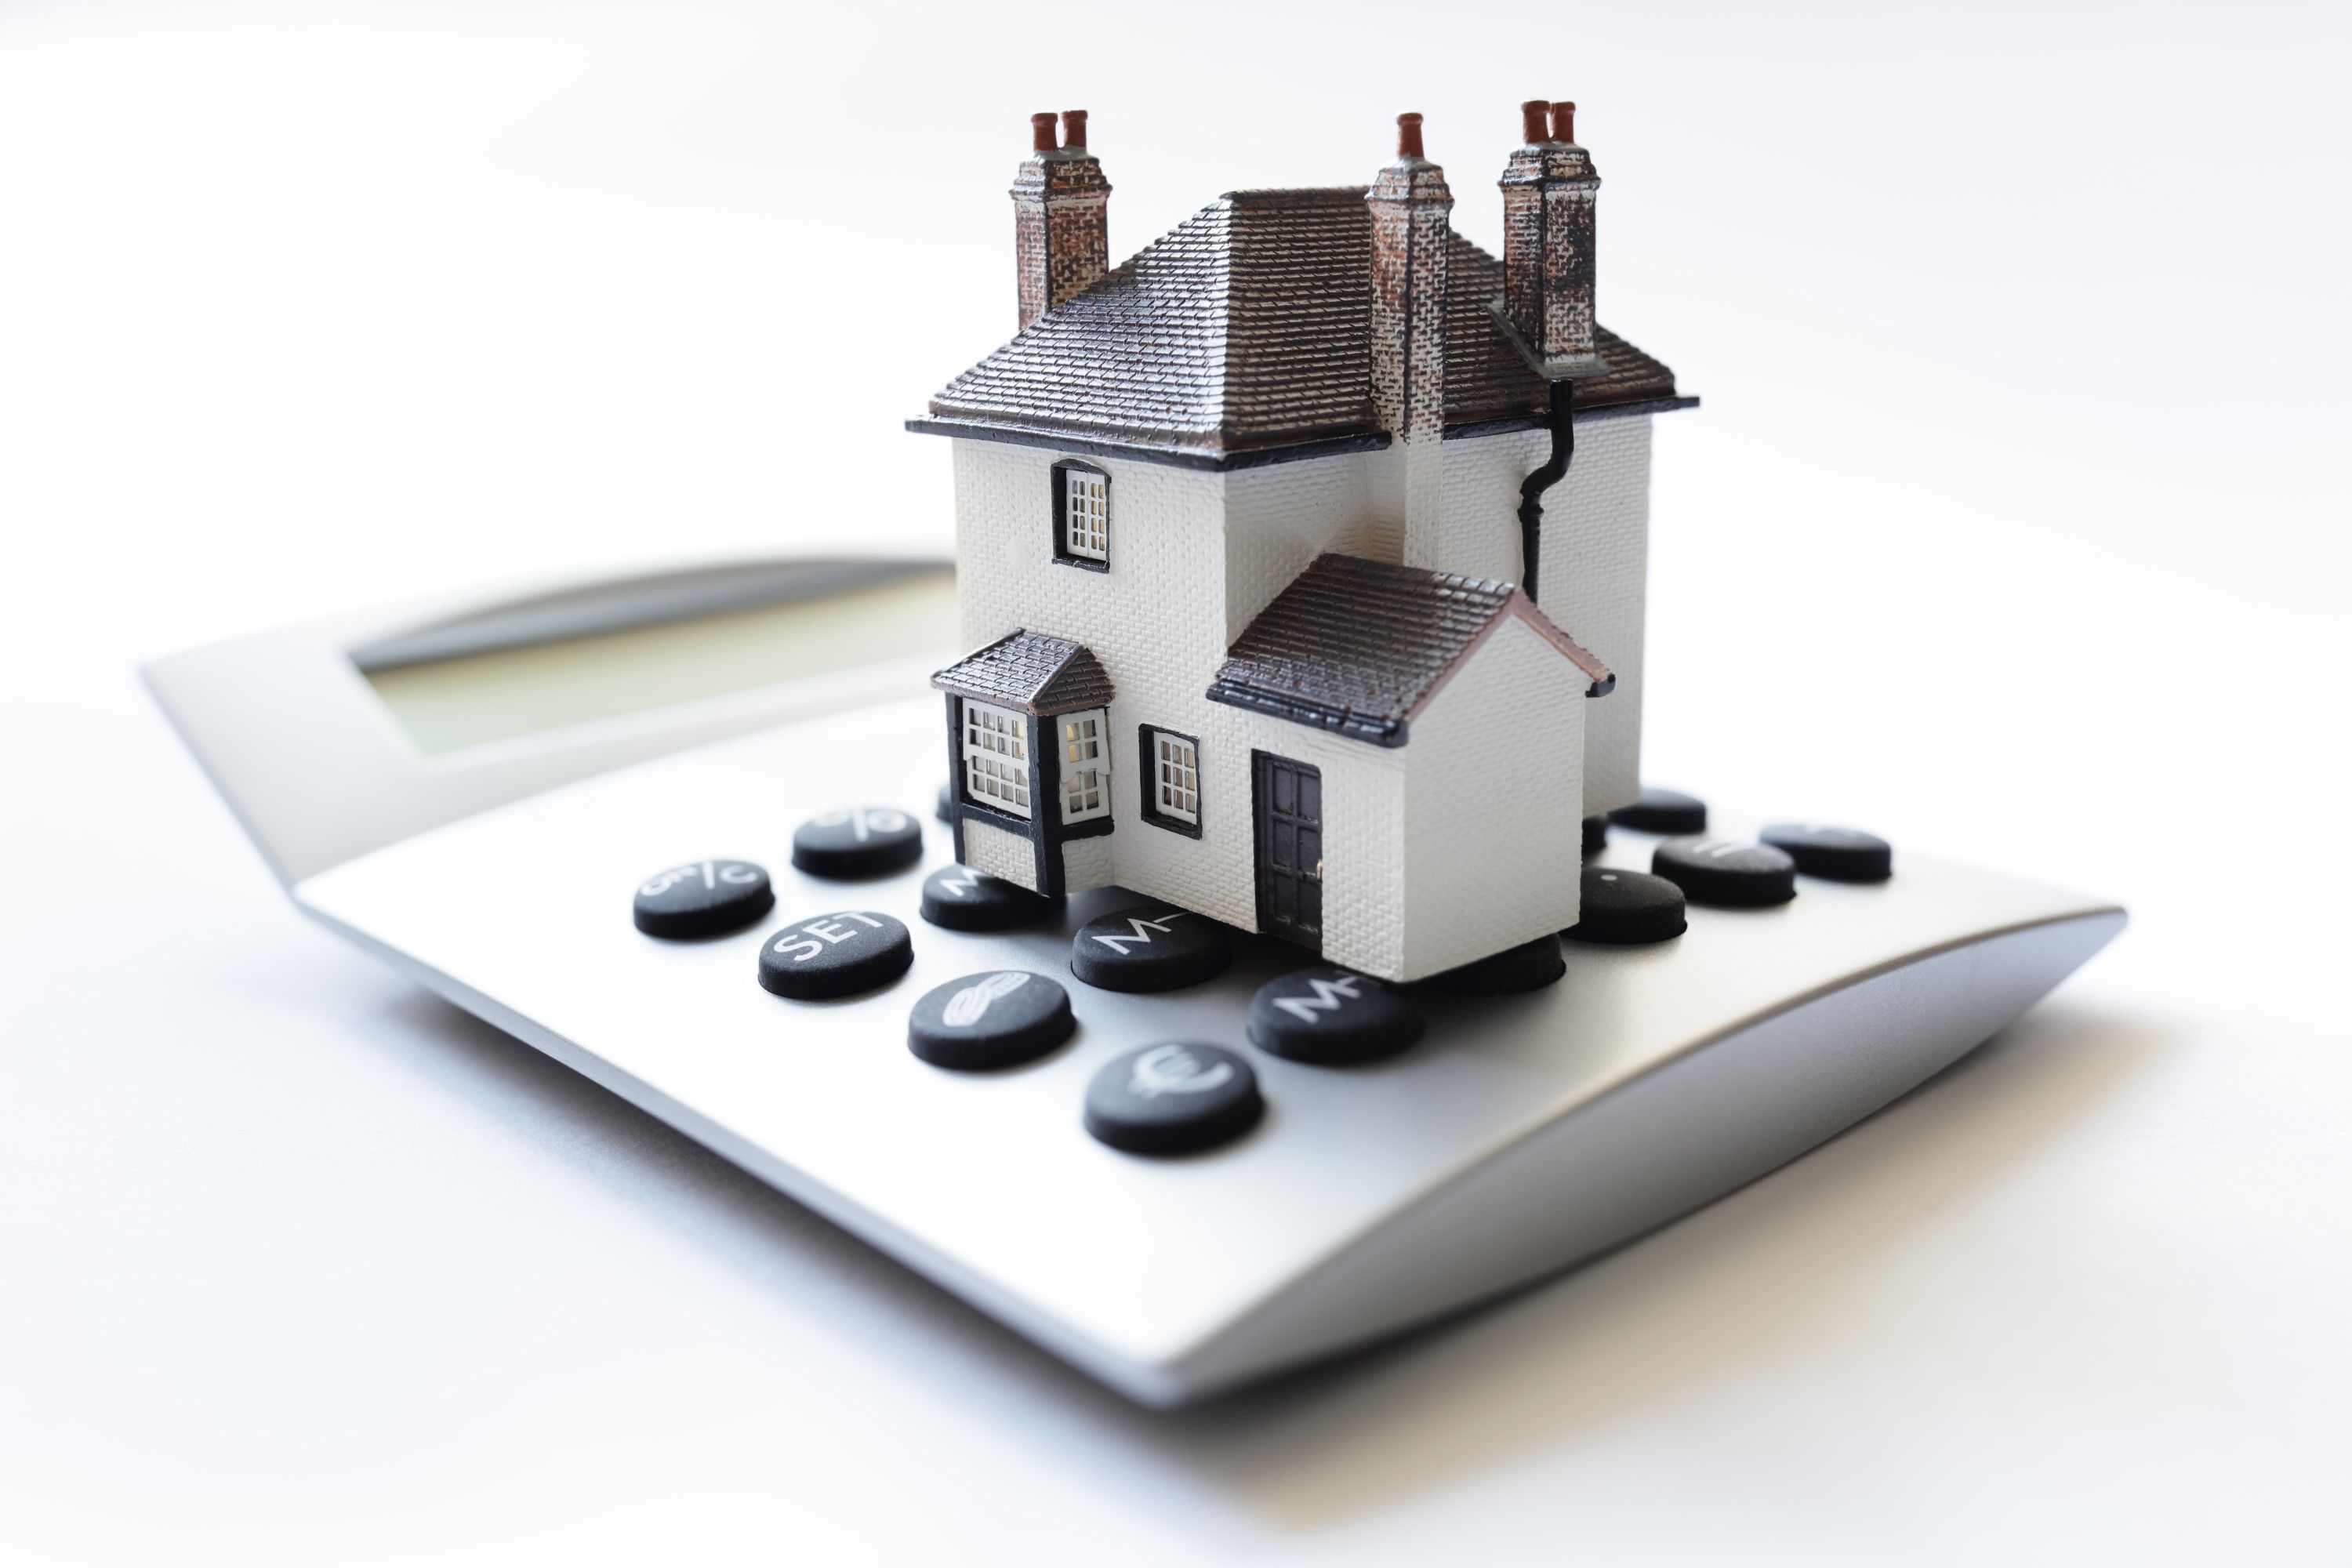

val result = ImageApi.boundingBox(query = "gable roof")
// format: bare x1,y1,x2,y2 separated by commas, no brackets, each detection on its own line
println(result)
910,187,1690,470
1206,554,1611,747
932,630,1116,717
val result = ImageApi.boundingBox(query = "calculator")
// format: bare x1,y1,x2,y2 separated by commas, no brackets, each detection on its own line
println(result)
146,554,2124,1406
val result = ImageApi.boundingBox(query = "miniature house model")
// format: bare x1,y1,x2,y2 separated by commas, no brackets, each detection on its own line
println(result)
913,103,1693,982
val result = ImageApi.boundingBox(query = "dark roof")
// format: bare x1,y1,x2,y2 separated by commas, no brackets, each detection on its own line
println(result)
932,630,1116,716
1206,554,1611,747
913,187,1687,468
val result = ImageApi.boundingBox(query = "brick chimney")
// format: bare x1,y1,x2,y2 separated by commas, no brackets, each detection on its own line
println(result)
1498,100,1606,378
1011,110,1111,329
1367,112,1454,445
1367,114,1455,565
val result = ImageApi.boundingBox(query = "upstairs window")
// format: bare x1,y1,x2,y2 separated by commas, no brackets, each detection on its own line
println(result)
1059,709,1110,824
961,699,1030,818
1054,461,1109,568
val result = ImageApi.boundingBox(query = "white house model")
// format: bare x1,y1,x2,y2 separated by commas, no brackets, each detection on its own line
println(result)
912,103,1693,982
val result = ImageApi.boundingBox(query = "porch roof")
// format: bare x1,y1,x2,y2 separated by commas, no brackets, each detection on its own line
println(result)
1206,554,1610,747
933,629,1116,717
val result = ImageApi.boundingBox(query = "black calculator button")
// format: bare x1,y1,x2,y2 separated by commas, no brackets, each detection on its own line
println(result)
1761,823,1893,882
632,859,774,939
918,866,1065,931
791,807,923,880
1069,906,1233,993
1609,787,1708,836
1566,866,1687,945
1652,837,1798,907
908,971,1074,1070
1249,967,1424,1065
757,911,913,999
1084,1044,1263,1155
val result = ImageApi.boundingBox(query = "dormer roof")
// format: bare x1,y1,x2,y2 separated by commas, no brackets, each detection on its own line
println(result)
909,187,1690,470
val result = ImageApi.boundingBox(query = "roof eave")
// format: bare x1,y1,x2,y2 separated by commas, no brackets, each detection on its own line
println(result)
1443,394,1700,441
1203,681,1408,748
908,417,1392,472
907,402,1696,470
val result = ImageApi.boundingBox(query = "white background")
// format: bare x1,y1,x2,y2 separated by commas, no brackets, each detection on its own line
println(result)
3,1,2348,1561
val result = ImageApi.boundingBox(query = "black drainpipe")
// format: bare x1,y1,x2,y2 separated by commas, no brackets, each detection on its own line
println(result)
1515,376,1575,603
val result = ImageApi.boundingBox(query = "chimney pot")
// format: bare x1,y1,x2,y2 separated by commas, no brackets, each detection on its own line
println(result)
1551,100,1577,144
1060,109,1088,149
1521,100,1551,143
1396,111,1425,160
1029,111,1058,153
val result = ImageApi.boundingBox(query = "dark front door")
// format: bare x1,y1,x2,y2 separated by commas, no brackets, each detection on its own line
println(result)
1252,751,1323,950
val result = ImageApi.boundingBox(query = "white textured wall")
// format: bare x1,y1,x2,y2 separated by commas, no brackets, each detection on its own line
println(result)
1358,442,1406,565
1394,419,1652,821
1536,414,1652,818
953,439,1261,917
1221,453,1374,643
1061,833,1112,890
1407,426,1551,585
1399,615,1588,977
960,815,1034,889
953,440,1226,659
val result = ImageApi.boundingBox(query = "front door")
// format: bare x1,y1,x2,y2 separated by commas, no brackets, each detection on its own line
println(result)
1252,751,1323,951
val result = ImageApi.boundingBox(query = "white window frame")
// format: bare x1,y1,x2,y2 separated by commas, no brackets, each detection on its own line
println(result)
1149,728,1200,826
960,699,1031,819
1062,467,1108,562
1058,708,1110,825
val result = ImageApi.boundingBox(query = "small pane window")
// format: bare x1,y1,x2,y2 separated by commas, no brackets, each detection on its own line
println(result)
1062,469,1108,562
961,699,1030,818
1149,729,1200,826
1060,709,1109,824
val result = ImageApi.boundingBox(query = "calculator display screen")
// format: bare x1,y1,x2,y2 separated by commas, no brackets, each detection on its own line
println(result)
358,563,956,756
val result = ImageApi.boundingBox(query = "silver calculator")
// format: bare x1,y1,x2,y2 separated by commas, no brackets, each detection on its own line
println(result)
147,555,2123,1406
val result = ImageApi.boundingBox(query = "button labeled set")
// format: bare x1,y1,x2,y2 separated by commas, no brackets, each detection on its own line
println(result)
757,911,913,999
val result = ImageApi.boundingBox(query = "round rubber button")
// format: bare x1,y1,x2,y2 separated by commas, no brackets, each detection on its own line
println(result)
1762,822,1893,882
790,807,923,880
1069,906,1232,993
935,782,953,822
1582,815,1609,852
1083,1043,1263,1155
1249,967,1424,1065
757,911,913,999
631,858,774,939
918,866,1065,931
1610,787,1708,836
1652,837,1797,907
1566,866,1687,944
907,971,1074,1070
1421,933,1567,995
